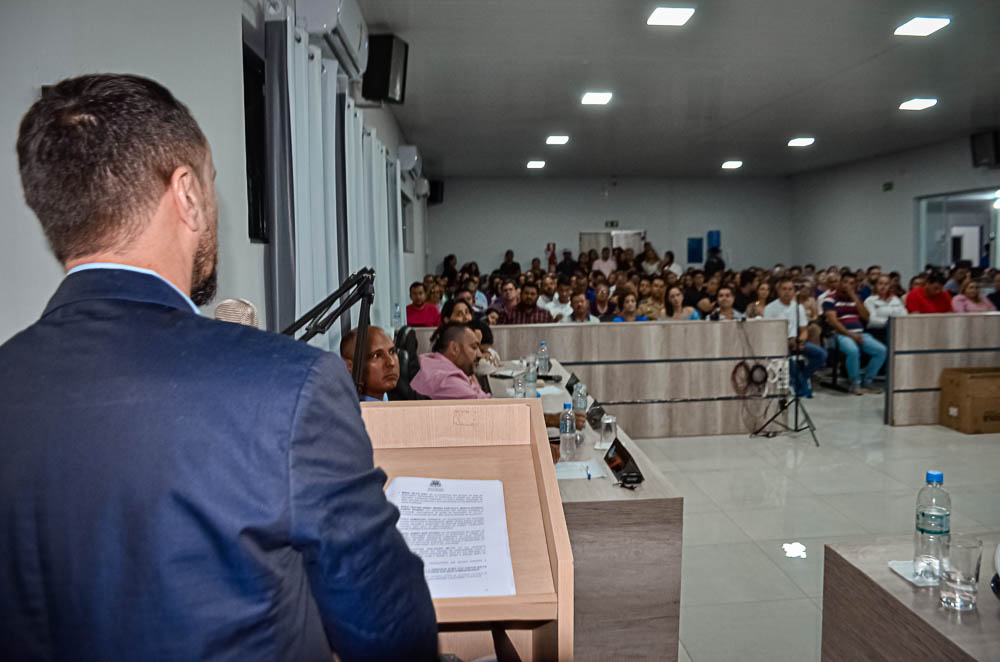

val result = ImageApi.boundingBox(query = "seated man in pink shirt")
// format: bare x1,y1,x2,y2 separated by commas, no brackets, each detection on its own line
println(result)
411,323,489,399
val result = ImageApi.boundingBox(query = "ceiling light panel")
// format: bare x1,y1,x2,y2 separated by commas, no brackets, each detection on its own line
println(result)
721,160,743,169
647,7,695,26
546,135,569,145
899,97,937,111
894,17,950,37
581,92,613,105
526,160,546,169
788,137,815,147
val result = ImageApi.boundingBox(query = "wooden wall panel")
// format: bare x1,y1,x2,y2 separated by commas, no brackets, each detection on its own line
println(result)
887,313,1000,426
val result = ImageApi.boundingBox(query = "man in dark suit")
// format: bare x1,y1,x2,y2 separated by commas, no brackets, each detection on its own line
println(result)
0,74,436,661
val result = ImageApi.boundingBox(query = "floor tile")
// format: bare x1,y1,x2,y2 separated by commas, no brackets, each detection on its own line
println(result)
680,599,820,662
688,466,812,510
661,471,719,514
678,641,692,662
947,484,1000,528
683,511,751,546
725,497,869,540
680,542,805,606
643,437,770,471
752,537,830,598
821,489,986,535
787,460,911,496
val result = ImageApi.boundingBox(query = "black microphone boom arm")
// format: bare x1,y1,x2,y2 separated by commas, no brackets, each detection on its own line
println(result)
281,268,375,397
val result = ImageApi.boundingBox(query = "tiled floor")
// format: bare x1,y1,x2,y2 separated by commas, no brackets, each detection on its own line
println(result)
636,391,1000,662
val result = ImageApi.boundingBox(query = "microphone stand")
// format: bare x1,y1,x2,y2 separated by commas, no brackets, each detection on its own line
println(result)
752,284,819,446
282,268,375,397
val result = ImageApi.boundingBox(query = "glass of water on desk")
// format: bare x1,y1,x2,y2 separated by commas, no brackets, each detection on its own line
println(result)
940,536,983,611
599,414,617,450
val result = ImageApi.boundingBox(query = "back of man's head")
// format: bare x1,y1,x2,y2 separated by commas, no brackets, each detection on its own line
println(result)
739,269,756,288
432,322,470,354
18,74,208,264
927,270,947,286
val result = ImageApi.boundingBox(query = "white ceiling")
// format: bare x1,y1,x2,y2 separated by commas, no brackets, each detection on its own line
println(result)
358,0,1000,178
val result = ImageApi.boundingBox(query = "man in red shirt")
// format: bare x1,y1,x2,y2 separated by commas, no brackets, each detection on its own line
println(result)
905,271,953,314
405,281,441,327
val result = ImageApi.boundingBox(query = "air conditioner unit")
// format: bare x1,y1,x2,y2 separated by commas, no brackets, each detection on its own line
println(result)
299,0,369,80
398,145,421,177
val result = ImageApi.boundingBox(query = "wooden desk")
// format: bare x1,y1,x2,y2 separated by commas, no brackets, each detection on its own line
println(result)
887,313,1000,426
416,320,787,437
823,533,1000,661
490,359,684,660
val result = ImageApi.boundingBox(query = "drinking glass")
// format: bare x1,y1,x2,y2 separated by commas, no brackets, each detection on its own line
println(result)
600,415,617,448
940,536,983,611
512,371,525,398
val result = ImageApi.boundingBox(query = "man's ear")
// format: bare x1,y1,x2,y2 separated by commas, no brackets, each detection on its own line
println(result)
343,357,353,374
169,165,203,233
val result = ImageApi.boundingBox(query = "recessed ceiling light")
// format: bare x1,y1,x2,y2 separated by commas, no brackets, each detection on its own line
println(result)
526,160,546,169
721,160,743,169
546,135,570,145
899,97,937,111
647,7,695,26
894,17,950,37
581,92,613,105
788,137,816,147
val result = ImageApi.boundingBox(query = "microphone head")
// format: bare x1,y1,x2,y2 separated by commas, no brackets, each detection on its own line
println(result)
214,299,258,328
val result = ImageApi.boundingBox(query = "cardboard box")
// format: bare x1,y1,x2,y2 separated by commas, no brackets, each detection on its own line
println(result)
939,367,1000,434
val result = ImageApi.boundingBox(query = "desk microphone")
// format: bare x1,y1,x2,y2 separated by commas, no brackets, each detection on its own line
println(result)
214,299,259,328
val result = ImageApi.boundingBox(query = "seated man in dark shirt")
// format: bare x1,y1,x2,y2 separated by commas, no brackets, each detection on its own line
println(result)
497,249,521,278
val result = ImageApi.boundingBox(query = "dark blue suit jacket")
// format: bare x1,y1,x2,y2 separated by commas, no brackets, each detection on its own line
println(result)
0,269,437,661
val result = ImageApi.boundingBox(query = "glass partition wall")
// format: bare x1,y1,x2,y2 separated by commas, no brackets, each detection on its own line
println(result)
917,188,999,271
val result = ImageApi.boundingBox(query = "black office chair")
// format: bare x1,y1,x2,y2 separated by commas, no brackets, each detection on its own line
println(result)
388,326,429,401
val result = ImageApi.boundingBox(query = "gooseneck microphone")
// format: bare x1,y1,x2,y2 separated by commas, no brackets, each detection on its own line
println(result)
214,299,259,328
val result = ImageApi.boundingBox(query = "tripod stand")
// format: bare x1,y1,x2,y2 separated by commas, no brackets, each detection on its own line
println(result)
752,285,819,446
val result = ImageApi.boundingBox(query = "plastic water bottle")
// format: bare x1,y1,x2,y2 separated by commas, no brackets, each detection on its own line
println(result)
392,303,402,331
559,403,576,461
913,470,950,582
572,382,588,414
537,341,550,374
524,360,538,398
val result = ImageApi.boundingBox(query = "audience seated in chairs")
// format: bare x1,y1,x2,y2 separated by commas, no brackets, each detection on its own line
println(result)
863,273,907,344
665,286,700,320
951,278,996,313
339,326,399,402
561,292,600,323
612,292,648,322
707,285,744,321
764,277,827,398
823,272,886,395
405,281,441,327
905,270,953,314
499,280,554,324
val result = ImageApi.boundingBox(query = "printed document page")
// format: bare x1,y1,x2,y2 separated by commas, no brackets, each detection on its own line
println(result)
385,477,517,599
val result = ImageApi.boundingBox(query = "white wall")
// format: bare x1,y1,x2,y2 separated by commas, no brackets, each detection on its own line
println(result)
426,177,793,275
0,0,263,343
790,137,1000,277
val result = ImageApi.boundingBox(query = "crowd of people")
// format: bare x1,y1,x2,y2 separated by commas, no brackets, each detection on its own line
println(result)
399,245,999,397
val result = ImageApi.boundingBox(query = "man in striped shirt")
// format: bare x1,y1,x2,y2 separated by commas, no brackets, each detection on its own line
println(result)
822,272,886,395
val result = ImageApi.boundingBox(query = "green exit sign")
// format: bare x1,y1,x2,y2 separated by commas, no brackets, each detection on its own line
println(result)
605,219,620,228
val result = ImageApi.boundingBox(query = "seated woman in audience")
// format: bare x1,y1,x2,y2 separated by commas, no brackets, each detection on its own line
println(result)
639,245,661,276
864,273,907,344
427,283,445,311
889,271,906,298
611,292,648,322
707,285,744,320
745,280,772,318
485,309,500,326
952,278,997,313
438,299,474,328
665,286,701,321
591,282,617,320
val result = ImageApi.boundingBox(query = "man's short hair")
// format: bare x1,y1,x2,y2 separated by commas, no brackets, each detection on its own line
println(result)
409,281,424,292
638,275,652,284
521,281,539,292
717,285,734,297
652,275,666,284
502,278,517,289
431,322,471,353
867,265,881,273
339,325,387,361
927,270,947,285
17,74,208,263
775,276,794,288
556,276,572,288
739,269,756,287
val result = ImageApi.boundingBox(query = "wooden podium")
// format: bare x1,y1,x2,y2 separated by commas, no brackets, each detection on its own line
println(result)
361,399,574,661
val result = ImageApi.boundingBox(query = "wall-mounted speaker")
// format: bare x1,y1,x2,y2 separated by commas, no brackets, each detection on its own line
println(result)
970,130,999,169
428,180,444,205
362,34,408,104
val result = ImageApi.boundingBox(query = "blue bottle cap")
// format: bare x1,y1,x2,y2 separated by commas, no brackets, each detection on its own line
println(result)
926,470,943,483
563,402,572,409
540,341,547,345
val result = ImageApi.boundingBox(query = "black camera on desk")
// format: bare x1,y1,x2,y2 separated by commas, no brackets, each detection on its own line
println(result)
604,438,644,488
